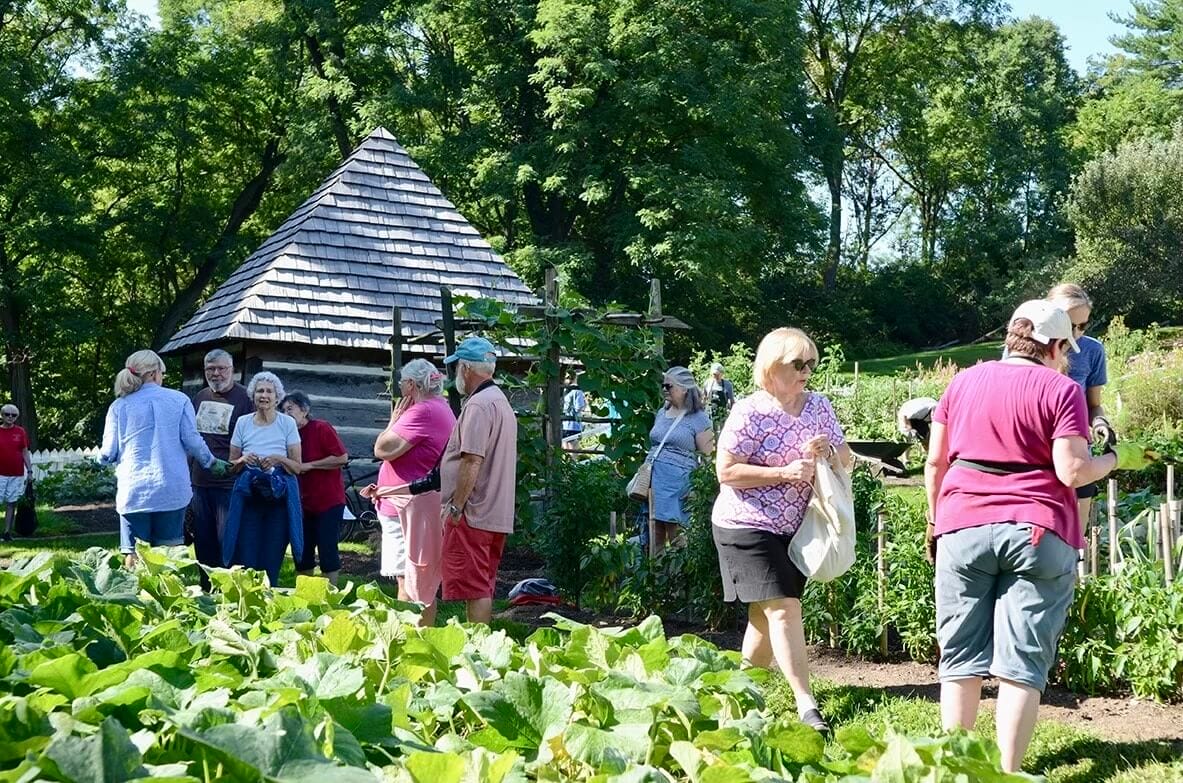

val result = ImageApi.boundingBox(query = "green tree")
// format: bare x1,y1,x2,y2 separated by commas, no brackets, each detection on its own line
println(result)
1066,127,1183,324
0,0,121,446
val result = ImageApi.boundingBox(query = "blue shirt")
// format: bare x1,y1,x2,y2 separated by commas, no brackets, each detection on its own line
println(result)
100,383,215,514
1067,335,1107,392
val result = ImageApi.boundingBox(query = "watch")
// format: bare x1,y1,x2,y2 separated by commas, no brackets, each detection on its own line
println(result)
448,503,463,518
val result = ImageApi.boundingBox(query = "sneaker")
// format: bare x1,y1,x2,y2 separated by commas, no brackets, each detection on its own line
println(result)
1,533,12,542
800,708,831,735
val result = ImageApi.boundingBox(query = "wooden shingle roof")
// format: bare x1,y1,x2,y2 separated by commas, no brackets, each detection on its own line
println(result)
161,128,537,354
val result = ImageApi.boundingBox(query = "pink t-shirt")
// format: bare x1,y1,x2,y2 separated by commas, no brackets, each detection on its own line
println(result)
377,396,456,516
933,361,1088,548
712,391,846,535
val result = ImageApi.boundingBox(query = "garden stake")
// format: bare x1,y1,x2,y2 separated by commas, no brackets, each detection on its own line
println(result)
647,487,658,559
877,509,888,657
609,511,617,538
1149,508,1158,562
1108,479,1119,573
1160,502,1174,583
1089,525,1099,578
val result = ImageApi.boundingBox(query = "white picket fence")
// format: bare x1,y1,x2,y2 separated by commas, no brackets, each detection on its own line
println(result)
29,447,102,481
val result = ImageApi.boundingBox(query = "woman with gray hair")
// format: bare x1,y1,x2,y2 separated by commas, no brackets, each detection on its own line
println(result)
100,350,229,568
223,371,304,586
363,358,456,625
640,365,714,551
281,390,348,586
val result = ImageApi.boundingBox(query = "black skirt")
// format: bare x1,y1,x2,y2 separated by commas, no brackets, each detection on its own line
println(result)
713,524,807,603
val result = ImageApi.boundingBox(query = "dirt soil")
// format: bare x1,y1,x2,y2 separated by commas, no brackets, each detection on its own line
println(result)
51,503,120,534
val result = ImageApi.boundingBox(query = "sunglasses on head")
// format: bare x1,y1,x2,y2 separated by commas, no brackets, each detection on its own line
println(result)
789,358,818,372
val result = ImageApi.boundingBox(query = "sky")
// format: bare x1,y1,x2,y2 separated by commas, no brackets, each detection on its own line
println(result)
1007,0,1129,73
126,0,1130,76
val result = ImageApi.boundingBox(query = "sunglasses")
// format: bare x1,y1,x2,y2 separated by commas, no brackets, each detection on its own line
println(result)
1073,321,1089,332
1,413,16,418
788,358,818,372
661,383,674,390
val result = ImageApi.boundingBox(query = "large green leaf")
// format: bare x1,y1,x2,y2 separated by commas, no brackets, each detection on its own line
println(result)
28,652,97,700
462,672,574,752
562,722,651,772
763,721,824,764
404,751,466,783
40,716,147,782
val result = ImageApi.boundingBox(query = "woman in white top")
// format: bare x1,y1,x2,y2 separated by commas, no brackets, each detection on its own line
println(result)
223,372,303,586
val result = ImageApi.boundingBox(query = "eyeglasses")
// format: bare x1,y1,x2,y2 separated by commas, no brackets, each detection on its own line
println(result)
661,383,674,390
789,358,818,372
1,413,17,418
1073,321,1089,333
204,365,231,374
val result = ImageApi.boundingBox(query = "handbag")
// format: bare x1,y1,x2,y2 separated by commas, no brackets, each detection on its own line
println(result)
626,411,686,502
787,459,856,582
14,483,37,537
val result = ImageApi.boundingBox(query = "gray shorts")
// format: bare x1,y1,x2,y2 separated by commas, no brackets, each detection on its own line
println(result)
936,522,1077,691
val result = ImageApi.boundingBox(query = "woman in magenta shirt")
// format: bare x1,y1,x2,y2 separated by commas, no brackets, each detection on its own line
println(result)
924,300,1145,773
369,359,455,625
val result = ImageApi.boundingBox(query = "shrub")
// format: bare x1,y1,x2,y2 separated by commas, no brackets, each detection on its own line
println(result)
36,460,116,506
1107,347,1183,438
532,457,629,601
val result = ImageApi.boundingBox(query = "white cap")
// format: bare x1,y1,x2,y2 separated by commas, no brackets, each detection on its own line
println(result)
1010,300,1080,353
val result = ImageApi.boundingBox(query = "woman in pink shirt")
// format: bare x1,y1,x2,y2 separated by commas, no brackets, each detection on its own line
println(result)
711,328,853,735
367,359,456,625
925,300,1148,772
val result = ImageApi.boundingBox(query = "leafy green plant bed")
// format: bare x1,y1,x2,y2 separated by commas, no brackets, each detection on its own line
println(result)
0,548,1039,781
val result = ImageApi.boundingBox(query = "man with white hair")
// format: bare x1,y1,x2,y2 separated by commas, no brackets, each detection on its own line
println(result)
703,362,735,422
0,404,33,541
189,348,253,582
439,336,518,624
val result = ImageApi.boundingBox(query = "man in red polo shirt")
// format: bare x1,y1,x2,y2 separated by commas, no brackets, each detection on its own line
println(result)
0,404,33,541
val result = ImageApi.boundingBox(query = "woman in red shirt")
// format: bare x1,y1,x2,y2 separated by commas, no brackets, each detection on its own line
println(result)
281,391,348,586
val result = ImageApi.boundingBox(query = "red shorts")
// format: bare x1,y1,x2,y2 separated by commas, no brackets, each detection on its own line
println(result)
442,515,507,600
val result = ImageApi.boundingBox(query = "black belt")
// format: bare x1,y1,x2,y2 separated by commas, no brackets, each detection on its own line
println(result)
951,458,1052,475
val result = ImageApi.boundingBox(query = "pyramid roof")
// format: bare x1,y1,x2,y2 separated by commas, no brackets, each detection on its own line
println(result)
161,128,537,354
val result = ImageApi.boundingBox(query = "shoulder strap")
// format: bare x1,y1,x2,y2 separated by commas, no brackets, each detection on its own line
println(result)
650,411,686,461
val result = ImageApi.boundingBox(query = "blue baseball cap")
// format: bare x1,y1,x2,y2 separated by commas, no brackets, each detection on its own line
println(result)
444,336,497,365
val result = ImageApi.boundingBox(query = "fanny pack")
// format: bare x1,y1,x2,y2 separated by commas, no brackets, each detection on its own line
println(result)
247,467,289,500
951,458,1052,475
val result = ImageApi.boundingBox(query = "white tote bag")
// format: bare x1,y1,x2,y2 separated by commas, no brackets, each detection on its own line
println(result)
787,459,856,582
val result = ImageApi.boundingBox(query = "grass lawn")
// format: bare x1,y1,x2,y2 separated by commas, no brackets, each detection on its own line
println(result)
844,342,1003,377
763,673,1183,782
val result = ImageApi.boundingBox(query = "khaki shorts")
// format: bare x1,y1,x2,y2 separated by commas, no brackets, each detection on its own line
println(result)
0,475,26,504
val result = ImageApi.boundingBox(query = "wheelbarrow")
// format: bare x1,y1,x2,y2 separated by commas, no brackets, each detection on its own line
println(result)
847,441,911,476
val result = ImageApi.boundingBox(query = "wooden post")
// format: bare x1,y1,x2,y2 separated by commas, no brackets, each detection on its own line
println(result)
648,279,664,359
1108,479,1119,573
853,362,860,396
440,286,461,416
1169,465,1179,538
877,509,888,657
389,306,403,398
543,267,563,455
647,488,658,559
1090,525,1099,578
1148,508,1158,562
1161,502,1175,583
609,511,617,538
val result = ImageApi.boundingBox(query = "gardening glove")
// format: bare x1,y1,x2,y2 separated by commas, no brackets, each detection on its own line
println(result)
1090,416,1116,450
1110,442,1160,471
924,523,937,566
209,458,233,478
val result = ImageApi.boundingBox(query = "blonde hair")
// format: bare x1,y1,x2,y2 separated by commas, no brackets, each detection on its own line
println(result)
114,350,165,398
753,328,819,391
1047,283,1092,312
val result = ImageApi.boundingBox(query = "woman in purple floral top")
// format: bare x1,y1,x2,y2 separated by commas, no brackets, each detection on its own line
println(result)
712,327,853,734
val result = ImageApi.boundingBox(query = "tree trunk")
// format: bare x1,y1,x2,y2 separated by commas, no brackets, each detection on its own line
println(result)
822,143,844,290
152,135,287,349
0,245,38,447
303,33,355,159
